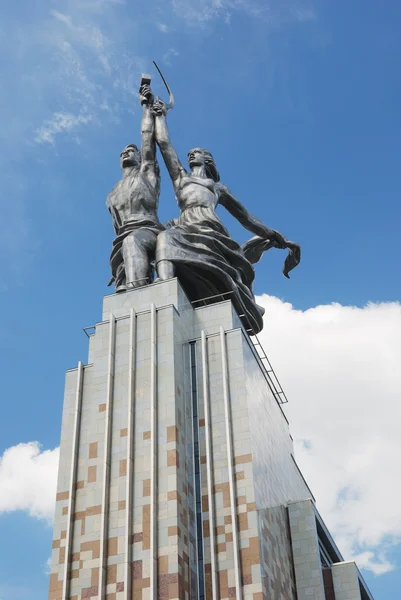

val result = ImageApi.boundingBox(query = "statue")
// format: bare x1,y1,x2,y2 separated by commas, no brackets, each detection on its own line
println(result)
106,80,163,292
151,98,300,334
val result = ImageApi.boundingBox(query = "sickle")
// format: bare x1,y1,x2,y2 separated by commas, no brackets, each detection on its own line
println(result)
153,60,175,111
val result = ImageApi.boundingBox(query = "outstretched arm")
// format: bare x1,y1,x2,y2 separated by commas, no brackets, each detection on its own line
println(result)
218,184,301,277
218,184,287,246
153,99,186,185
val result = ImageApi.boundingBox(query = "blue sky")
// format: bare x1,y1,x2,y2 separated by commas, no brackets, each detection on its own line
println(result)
0,0,400,598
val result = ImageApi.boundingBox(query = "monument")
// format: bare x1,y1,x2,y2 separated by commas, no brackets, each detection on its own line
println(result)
48,68,374,600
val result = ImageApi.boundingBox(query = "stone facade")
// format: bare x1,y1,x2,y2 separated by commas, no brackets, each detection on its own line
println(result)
49,279,374,600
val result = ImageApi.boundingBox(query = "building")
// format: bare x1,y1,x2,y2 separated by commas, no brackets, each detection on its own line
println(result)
48,279,374,600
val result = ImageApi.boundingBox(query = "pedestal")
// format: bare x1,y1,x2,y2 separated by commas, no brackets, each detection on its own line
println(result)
48,279,372,600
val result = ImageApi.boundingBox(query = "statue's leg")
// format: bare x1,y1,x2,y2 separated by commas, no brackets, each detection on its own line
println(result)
122,229,157,288
155,230,176,280
157,260,175,280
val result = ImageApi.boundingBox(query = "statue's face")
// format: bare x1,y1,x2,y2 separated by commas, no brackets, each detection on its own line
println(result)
120,145,140,169
188,148,206,168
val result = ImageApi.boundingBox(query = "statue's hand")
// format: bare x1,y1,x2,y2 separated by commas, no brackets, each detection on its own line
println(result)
152,98,168,117
139,84,154,106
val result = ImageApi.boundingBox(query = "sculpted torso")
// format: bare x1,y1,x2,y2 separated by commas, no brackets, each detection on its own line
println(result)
175,174,219,212
107,167,160,230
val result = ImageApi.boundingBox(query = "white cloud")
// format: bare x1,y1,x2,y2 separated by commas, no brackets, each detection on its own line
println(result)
170,0,316,27
163,48,179,66
0,442,59,522
158,23,169,32
257,296,401,574
35,111,93,144
43,556,52,575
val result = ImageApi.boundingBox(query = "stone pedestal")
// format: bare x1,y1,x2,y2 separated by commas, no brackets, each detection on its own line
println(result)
48,279,373,600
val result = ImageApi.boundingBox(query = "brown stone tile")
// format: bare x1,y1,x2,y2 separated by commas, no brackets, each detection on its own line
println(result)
56,491,69,501
60,530,67,539
226,532,233,542
214,482,231,507
52,539,60,549
228,587,237,597
86,505,102,516
89,442,98,458
88,466,97,483
167,490,182,503
200,456,207,464
106,594,116,600
49,573,62,592
143,479,150,497
142,505,151,550
118,500,126,510
199,418,205,427
203,520,210,538
224,515,232,525
218,570,228,597
167,450,179,468
107,564,117,584
62,506,68,516
167,426,178,442
158,555,169,575
120,428,128,437
116,582,124,592
168,526,179,536
168,582,179,597
143,430,151,440
202,495,209,512
247,502,257,511
132,532,143,543
132,560,143,579
217,542,226,553
71,552,80,562
75,480,84,490
143,504,151,522
238,513,249,531
108,537,118,556
70,569,79,579
80,540,100,559
242,574,252,585
99,404,106,412
216,525,225,535
91,567,99,587
81,586,98,599
253,594,263,600
235,472,245,481
58,547,65,564
236,495,246,505
234,453,252,465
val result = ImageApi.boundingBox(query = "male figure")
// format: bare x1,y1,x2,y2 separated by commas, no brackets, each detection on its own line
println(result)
106,83,163,292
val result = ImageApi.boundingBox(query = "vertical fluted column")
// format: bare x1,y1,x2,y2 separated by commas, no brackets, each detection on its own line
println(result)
98,314,116,599
220,327,243,600
61,361,84,600
150,303,158,597
201,331,218,598
124,309,136,600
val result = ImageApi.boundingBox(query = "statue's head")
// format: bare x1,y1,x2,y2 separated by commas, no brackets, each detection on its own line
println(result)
120,144,141,169
188,148,220,182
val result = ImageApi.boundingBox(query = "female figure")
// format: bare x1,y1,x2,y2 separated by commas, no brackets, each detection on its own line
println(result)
152,100,300,334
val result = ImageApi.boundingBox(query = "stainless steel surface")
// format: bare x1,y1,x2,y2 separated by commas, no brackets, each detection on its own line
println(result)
106,68,301,334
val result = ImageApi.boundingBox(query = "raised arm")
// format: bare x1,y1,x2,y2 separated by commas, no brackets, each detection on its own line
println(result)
152,99,186,185
139,84,156,170
218,184,287,246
